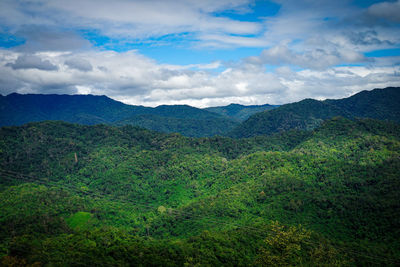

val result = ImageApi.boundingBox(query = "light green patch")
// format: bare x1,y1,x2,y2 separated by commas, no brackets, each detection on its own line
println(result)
66,211,94,230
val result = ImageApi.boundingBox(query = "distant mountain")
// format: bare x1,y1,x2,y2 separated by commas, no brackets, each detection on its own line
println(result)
4,87,399,139
205,103,278,121
326,86,400,122
0,93,147,126
115,114,238,137
150,104,226,120
229,99,351,138
0,93,238,136
230,87,400,138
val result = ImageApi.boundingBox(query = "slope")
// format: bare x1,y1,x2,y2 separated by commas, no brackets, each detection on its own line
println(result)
230,86,400,138
230,99,351,138
114,114,239,137
326,86,400,122
205,103,278,121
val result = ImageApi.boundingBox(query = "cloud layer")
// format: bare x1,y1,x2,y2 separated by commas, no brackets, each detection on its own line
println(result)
0,0,399,107
1,49,399,107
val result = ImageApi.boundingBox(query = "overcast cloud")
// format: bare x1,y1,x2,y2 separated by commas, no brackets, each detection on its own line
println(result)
0,0,399,107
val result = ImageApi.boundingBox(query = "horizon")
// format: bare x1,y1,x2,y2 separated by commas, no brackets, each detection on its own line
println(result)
0,0,400,107
2,86,396,108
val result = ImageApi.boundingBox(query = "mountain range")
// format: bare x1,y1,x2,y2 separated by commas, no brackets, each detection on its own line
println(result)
1,87,399,138
0,93,275,137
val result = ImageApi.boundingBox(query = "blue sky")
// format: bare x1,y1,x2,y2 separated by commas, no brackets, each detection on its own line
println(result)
0,0,399,107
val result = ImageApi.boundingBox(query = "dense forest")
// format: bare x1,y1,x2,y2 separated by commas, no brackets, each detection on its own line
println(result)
1,115,399,266
205,103,279,121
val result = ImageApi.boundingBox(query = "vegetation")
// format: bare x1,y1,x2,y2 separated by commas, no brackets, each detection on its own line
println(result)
229,87,400,138
205,103,279,121
4,87,399,139
326,86,400,122
114,114,238,137
0,116,399,266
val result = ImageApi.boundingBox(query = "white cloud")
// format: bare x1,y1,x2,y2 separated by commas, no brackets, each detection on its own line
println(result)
0,0,261,47
252,43,367,70
0,49,399,107
0,0,399,51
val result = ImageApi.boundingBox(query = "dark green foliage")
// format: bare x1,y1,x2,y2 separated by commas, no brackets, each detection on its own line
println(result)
115,114,239,137
1,117,400,266
230,99,351,138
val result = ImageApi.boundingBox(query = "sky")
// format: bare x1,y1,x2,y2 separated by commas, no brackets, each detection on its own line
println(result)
0,0,399,107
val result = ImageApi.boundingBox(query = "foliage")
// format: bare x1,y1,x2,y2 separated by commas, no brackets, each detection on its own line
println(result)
230,87,400,138
115,114,238,137
205,103,279,121
0,117,400,265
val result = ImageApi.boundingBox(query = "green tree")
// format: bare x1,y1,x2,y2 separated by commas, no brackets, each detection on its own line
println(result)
256,221,312,266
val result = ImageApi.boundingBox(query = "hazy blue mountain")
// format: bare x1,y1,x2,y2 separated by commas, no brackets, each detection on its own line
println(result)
0,93,148,126
205,103,278,121
230,87,400,138
0,93,238,136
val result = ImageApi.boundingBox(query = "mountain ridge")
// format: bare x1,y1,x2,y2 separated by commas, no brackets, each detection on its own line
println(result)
2,86,400,138
205,103,279,121
229,87,400,138
0,93,239,136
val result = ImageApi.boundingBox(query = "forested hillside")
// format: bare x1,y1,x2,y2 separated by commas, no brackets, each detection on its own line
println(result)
326,86,400,122
229,99,351,137
230,87,400,138
1,117,399,266
115,114,239,137
205,103,279,121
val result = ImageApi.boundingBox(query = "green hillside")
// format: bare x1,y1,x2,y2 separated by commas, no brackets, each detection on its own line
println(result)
230,99,352,138
205,103,278,121
1,118,399,266
115,114,239,137
230,87,400,138
326,86,400,121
